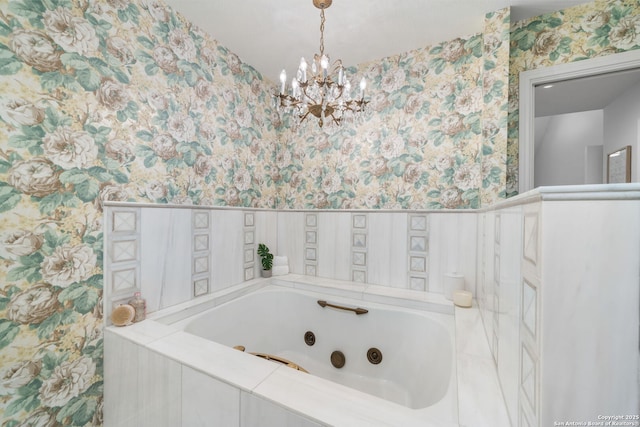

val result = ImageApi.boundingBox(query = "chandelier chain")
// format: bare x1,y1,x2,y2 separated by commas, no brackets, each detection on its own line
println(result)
319,9,325,57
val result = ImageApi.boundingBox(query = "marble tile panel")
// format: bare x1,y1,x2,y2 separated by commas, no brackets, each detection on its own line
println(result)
252,366,431,427
210,209,245,291
277,212,305,275
456,353,511,427
138,347,182,427
140,208,192,312
104,331,140,426
455,304,495,359
253,210,278,252
183,366,240,426
367,213,408,288
147,331,279,391
539,200,640,424
522,211,539,268
317,213,352,281
428,213,477,295
240,392,322,427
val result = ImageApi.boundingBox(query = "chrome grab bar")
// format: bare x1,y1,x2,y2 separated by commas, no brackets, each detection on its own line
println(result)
317,300,368,315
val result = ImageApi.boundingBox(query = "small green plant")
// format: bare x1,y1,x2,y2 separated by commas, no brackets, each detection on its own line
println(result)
257,243,273,270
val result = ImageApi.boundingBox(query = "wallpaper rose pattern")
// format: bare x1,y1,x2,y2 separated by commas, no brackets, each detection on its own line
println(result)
0,0,638,424
0,0,277,425
275,9,511,209
507,0,640,196
277,34,487,209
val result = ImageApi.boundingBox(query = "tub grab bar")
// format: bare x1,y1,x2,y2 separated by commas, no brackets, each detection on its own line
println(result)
317,300,368,315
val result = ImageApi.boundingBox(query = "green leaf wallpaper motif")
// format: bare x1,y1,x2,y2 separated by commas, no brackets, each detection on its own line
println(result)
1,0,639,424
0,0,277,424
507,0,640,196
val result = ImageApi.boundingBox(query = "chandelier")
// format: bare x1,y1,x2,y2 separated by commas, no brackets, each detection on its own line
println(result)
276,0,368,128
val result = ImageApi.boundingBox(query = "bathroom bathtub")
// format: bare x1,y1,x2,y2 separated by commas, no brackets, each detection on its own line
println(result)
176,284,455,412
105,275,516,426
154,276,459,426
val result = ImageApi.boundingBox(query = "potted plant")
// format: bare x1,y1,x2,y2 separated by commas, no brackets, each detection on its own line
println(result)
257,243,274,277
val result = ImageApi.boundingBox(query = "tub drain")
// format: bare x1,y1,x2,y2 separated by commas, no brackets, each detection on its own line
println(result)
304,331,316,346
367,347,383,364
331,350,345,369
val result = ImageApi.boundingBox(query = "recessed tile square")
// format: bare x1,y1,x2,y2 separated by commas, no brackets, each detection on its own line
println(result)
409,215,426,231
194,255,209,274
193,278,209,297
112,268,137,292
193,212,210,229
112,211,137,232
410,256,426,272
306,231,317,244
352,214,367,229
352,270,366,283
352,233,367,248
244,267,254,281
305,264,317,276
244,248,254,264
112,240,137,263
521,344,537,412
244,212,254,227
305,248,317,261
352,251,366,266
409,236,426,252
193,234,209,252
409,276,426,291
244,230,254,245
305,214,317,228
522,279,537,338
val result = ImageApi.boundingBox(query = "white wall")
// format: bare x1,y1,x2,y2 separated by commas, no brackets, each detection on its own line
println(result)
603,80,640,182
534,110,603,187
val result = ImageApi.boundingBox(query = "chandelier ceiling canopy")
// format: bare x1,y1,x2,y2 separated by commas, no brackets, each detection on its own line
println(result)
276,0,368,128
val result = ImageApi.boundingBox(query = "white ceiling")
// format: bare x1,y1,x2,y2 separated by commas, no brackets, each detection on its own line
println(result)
163,0,592,82
535,69,640,117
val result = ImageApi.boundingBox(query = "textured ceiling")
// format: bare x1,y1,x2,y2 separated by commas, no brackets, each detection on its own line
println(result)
164,0,593,81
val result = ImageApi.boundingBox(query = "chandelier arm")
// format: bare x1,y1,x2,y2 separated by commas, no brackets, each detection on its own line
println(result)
300,84,320,106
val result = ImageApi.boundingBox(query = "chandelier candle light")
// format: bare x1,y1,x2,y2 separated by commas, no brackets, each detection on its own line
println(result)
277,0,368,128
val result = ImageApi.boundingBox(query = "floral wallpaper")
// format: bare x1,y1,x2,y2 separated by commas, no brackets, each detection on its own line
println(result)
507,0,640,196
0,0,636,424
0,0,277,425
277,34,487,209
275,10,513,210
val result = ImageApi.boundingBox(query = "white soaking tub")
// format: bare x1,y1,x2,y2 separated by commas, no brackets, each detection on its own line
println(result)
179,285,455,412
106,275,516,426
